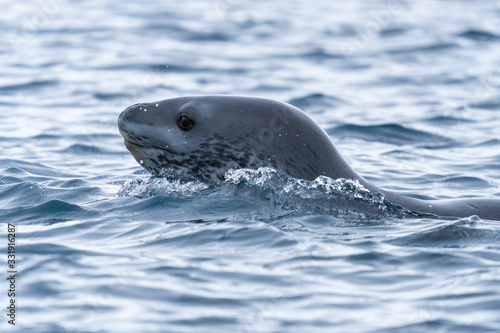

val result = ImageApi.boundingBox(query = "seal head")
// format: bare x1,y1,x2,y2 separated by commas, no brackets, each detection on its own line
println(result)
118,95,364,183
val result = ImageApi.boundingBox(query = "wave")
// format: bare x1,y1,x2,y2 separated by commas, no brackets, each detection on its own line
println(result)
288,93,345,113
118,168,417,220
458,29,500,41
328,124,454,147
387,216,500,247
0,80,59,92
0,199,99,224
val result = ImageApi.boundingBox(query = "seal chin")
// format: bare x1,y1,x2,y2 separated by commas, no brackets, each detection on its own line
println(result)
122,139,166,175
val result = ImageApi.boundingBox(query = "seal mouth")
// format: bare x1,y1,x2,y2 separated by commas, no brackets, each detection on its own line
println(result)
119,126,176,157
118,120,141,146
123,137,146,150
120,130,147,149
121,135,175,175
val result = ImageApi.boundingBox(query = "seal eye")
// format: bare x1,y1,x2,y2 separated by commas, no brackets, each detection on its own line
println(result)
178,115,193,131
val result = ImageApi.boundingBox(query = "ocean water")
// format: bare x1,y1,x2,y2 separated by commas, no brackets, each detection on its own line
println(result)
1,0,500,332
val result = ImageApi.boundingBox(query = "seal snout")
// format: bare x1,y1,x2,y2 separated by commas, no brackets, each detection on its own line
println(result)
118,103,148,126
118,103,151,146
118,101,175,152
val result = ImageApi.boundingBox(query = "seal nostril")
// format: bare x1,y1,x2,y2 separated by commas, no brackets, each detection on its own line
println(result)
119,103,150,127
122,103,145,116
126,103,140,110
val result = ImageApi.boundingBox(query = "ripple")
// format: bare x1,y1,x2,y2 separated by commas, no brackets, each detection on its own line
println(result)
469,139,500,147
183,31,233,41
459,29,500,41
441,176,492,188
424,115,475,125
0,79,58,92
387,42,459,54
0,182,44,208
59,144,104,154
93,92,131,101
375,320,497,333
1,199,99,224
379,26,408,37
388,217,500,247
328,124,454,146
469,100,500,111
0,159,77,178
288,93,345,113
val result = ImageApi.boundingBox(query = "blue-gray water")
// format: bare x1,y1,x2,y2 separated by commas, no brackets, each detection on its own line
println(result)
1,0,500,332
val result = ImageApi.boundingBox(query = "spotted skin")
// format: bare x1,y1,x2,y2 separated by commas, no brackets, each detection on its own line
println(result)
126,134,262,182
118,95,500,220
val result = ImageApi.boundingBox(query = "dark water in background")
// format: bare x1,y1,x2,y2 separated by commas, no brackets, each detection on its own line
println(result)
1,0,500,332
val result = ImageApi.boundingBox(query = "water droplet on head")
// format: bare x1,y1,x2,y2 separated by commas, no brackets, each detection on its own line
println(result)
156,104,159,107
140,160,144,164
144,109,147,112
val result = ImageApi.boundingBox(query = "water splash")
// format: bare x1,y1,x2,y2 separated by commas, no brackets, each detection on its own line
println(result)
117,168,416,219
225,168,416,218
117,177,211,198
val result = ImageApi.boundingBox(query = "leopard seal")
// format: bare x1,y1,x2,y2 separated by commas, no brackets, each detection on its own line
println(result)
118,95,500,220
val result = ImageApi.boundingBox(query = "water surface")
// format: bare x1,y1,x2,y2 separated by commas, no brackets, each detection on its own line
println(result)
1,0,500,332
